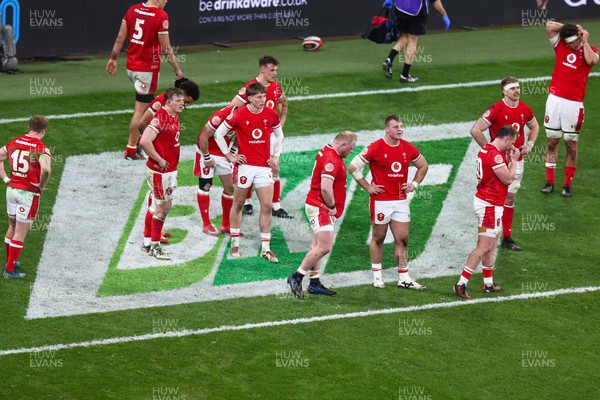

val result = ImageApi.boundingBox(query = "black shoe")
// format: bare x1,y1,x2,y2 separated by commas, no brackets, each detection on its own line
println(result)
453,283,470,299
482,283,502,293
540,182,554,194
307,282,337,296
287,275,304,299
272,208,293,219
501,237,522,251
382,59,393,79
242,204,253,215
561,185,572,197
399,74,419,83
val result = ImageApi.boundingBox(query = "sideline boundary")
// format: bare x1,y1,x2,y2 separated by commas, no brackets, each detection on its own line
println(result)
3,286,598,357
3,73,599,125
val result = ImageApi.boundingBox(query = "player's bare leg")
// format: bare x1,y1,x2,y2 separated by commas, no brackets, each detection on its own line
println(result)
562,139,577,197
4,220,30,278
370,223,387,288
541,136,560,194
399,35,420,83
289,230,336,297
255,185,278,262
501,192,521,251
218,173,234,234
481,237,501,293
455,235,496,298
148,201,171,260
271,162,292,218
383,35,408,79
229,186,248,258
391,220,424,290
125,101,149,160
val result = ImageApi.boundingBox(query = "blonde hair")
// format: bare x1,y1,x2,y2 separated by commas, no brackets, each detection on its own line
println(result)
334,130,357,143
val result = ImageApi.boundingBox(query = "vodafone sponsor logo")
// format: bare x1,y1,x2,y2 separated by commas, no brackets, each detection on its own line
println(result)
252,128,263,139
562,53,578,70
249,128,266,144
511,122,521,132
266,100,276,109
388,161,405,177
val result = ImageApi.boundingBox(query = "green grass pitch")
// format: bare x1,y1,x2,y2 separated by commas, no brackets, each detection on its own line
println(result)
0,22,599,399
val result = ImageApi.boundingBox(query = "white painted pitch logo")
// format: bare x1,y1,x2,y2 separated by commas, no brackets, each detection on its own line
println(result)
26,124,479,319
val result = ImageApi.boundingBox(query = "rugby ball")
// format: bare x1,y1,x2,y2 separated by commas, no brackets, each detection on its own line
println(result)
302,36,323,51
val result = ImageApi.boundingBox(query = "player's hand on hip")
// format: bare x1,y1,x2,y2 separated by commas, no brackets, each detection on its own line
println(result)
368,183,386,195
205,157,216,168
231,154,247,165
519,143,531,155
402,182,417,193
158,159,169,170
267,156,279,170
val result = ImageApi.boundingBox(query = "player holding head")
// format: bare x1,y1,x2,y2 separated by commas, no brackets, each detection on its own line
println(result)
287,131,357,298
139,87,184,260
215,82,284,263
138,79,200,135
195,104,239,236
349,115,429,290
231,55,291,218
106,0,184,161
0,115,52,279
454,126,520,300
540,21,598,197
470,76,539,251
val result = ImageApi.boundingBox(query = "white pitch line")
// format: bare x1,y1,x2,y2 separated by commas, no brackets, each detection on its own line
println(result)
2,286,598,357
3,73,598,125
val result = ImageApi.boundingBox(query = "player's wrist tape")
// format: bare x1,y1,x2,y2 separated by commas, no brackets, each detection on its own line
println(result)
527,140,535,148
230,147,238,155
110,51,118,60
412,181,420,189
3,177,10,184
202,153,211,161
328,204,336,210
